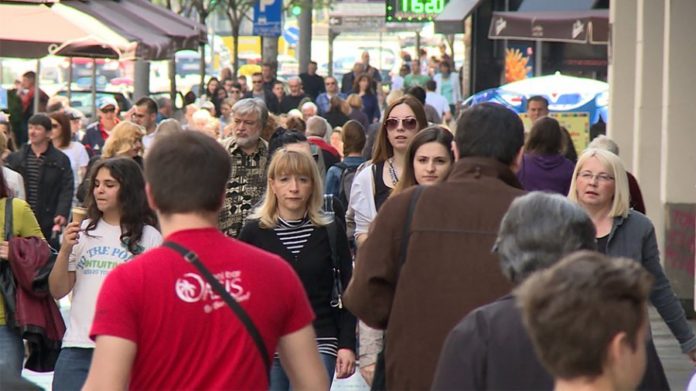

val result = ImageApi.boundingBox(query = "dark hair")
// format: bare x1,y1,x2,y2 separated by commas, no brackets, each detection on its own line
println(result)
49,112,72,148
28,113,52,132
22,71,36,82
329,95,345,112
84,157,157,254
353,74,374,95
268,131,309,157
47,101,65,113
525,117,563,155
309,60,317,66
406,86,426,104
252,72,262,78
372,96,428,163
341,120,366,155
425,80,437,91
527,95,549,109
184,91,197,106
516,251,653,380
454,103,524,164
134,97,158,115
206,77,220,92
285,117,306,133
145,132,231,214
391,126,454,196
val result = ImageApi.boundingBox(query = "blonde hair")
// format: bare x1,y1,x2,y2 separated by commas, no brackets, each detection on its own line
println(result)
102,121,144,158
251,149,330,229
568,148,630,218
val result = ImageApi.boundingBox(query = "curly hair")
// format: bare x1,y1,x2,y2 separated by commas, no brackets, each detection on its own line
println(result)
102,121,144,158
83,157,157,254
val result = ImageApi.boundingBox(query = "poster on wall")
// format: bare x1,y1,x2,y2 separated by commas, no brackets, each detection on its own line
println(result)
505,42,534,83
520,112,590,153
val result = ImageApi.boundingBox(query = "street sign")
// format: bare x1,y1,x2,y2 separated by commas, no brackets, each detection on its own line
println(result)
253,0,282,37
283,26,300,46
386,0,450,23
329,16,384,33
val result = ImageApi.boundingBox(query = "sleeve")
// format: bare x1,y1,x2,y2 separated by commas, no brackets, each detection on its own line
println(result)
343,192,407,329
237,220,260,246
15,199,44,239
641,220,696,353
141,226,163,251
434,74,442,95
324,166,341,198
348,166,375,237
431,313,487,391
56,156,74,219
334,222,357,351
16,174,25,201
358,323,383,366
77,144,90,168
90,265,141,343
452,72,462,103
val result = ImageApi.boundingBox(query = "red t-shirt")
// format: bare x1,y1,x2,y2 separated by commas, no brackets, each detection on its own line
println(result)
90,228,314,390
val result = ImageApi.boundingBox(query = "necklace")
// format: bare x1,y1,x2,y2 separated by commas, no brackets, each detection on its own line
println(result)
387,158,398,186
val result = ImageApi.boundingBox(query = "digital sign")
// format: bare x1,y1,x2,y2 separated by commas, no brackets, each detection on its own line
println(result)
386,0,449,23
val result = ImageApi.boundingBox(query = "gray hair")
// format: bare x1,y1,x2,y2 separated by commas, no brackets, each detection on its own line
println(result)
306,116,327,137
232,98,268,129
495,192,596,283
155,118,183,139
587,135,619,155
302,101,318,114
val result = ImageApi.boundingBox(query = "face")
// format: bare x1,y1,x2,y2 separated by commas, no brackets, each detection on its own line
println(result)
361,52,370,64
93,167,121,215
273,83,285,98
28,123,50,145
238,77,247,90
325,77,338,93
216,89,227,99
132,105,155,130
232,112,262,148
302,106,316,120
220,103,232,118
0,124,9,140
288,80,301,95
224,80,234,92
527,101,549,122
21,76,32,89
49,119,62,141
385,103,419,152
439,63,450,75
270,172,313,218
207,80,219,94
229,87,243,100
575,156,616,209
252,76,264,92
411,60,420,73
126,137,143,157
100,105,117,121
359,78,369,91
413,142,452,186
308,63,317,74
70,118,81,135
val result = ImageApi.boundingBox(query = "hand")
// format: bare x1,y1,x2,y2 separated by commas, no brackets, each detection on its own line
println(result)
359,363,375,386
54,215,67,226
61,222,82,250
687,348,696,364
335,348,356,379
0,241,8,260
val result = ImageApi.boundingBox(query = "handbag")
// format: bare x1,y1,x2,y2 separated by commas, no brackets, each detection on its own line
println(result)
162,241,271,377
325,220,344,309
371,185,424,391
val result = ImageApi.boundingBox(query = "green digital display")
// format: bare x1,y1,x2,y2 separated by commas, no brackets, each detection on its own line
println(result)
386,0,449,23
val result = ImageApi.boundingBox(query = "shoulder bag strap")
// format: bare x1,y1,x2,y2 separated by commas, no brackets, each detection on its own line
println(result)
397,186,424,269
162,241,271,376
5,197,13,241
325,220,344,309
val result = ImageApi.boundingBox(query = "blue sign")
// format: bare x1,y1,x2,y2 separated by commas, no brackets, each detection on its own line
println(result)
283,26,300,46
253,0,282,37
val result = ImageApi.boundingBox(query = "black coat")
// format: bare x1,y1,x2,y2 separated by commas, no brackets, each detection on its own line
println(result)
6,144,73,242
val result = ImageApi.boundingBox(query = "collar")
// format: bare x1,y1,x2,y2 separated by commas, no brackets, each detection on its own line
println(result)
447,157,523,189
228,137,268,157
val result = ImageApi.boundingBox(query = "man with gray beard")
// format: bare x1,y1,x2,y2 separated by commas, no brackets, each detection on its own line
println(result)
219,98,269,237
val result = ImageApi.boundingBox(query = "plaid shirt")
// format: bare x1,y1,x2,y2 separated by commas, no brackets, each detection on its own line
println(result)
218,137,269,237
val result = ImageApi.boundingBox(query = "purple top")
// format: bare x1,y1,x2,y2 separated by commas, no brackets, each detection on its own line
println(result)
516,153,575,195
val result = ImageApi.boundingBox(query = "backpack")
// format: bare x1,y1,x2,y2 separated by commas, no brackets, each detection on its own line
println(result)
334,162,358,210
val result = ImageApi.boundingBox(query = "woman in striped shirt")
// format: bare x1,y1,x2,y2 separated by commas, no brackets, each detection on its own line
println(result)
239,149,356,389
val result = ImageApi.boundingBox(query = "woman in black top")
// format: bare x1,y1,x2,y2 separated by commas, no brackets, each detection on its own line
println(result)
239,149,356,390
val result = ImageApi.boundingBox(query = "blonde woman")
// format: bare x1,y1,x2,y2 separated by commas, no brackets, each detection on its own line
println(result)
239,149,356,389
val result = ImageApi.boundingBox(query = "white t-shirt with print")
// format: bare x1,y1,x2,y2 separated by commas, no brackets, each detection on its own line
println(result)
63,219,162,348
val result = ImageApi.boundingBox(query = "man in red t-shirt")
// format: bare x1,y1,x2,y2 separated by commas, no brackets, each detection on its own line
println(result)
84,132,328,390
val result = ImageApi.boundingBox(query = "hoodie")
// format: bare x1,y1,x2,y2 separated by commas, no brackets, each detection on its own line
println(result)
517,153,575,195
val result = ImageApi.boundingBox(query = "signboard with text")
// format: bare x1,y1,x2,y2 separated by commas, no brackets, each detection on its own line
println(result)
253,0,282,37
386,0,450,22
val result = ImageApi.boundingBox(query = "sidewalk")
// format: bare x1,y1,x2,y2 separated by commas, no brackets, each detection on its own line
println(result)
652,307,696,389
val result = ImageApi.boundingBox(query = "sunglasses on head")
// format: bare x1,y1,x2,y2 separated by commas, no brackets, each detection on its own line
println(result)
385,117,418,131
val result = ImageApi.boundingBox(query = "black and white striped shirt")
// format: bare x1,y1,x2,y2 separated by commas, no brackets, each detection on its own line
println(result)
274,217,314,256
25,151,44,213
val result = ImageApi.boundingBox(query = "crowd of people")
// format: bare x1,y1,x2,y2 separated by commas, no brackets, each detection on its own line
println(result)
0,50,693,391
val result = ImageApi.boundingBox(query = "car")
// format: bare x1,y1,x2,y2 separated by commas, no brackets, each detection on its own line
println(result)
55,90,131,120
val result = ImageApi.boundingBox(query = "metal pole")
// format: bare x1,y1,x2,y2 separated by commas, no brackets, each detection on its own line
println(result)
91,58,97,121
416,31,421,63
328,30,337,77
298,0,313,73
34,60,41,114
535,40,542,76
67,58,73,102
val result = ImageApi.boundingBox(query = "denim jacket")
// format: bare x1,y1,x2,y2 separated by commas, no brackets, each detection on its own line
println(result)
606,210,696,353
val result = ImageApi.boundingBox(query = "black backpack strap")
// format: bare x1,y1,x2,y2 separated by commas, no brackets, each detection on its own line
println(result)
398,186,424,268
162,241,271,376
5,197,13,241
325,220,344,309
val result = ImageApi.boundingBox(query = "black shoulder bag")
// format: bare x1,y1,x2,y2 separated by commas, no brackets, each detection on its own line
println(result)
325,220,344,309
371,185,425,391
162,241,271,377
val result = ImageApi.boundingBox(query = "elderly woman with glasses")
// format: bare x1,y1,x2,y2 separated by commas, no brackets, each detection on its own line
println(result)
568,148,696,387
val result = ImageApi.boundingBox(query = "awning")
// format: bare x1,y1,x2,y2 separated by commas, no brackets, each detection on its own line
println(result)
434,0,484,35
488,9,609,44
62,0,206,60
517,0,600,12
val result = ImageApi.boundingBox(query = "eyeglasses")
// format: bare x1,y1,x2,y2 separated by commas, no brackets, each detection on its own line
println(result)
577,171,614,183
385,117,418,131
101,107,116,113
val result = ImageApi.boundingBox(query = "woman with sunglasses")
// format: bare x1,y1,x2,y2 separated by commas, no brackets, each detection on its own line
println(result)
347,95,427,385
568,148,696,388
239,149,356,390
390,126,454,197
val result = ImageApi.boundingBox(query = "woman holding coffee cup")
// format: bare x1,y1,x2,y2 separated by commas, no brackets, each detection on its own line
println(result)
48,157,161,390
